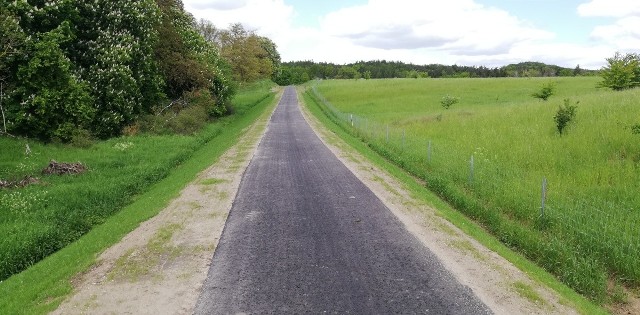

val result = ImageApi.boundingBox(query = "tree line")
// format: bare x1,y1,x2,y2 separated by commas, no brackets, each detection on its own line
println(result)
274,60,596,85
0,0,280,142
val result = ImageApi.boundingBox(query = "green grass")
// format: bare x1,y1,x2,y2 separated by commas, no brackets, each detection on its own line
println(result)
0,80,279,314
199,178,226,185
302,77,631,311
301,85,606,314
108,223,184,282
513,281,546,306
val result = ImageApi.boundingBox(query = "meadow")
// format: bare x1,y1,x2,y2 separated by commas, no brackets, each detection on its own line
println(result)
306,77,640,301
0,80,276,282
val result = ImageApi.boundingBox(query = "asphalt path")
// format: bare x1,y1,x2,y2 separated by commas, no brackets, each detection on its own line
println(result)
194,86,492,314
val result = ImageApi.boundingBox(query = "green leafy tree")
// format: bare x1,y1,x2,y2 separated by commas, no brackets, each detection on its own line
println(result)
573,64,582,76
5,0,166,139
10,22,94,141
197,19,221,44
0,6,25,134
155,0,208,99
155,1,233,115
215,23,275,82
337,66,360,79
75,0,164,137
259,36,281,79
0,7,23,75
558,69,573,77
599,52,640,91
2,0,235,140
554,99,578,135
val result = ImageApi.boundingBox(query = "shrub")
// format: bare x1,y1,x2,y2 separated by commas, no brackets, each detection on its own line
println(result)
631,124,640,135
137,114,168,135
184,89,226,118
10,22,94,142
599,52,640,91
69,129,94,148
166,105,207,135
532,82,556,101
440,94,459,109
554,99,578,135
122,123,140,136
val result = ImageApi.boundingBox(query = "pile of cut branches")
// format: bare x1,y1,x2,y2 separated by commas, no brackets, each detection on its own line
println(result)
42,160,87,175
0,176,40,189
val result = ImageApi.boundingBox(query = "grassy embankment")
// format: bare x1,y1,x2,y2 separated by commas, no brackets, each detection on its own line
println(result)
0,80,278,314
304,77,640,304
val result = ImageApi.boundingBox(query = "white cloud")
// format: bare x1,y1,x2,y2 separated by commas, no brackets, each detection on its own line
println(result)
577,1,640,56
183,0,293,37
578,0,640,17
187,0,249,11
320,0,553,55
181,0,612,69
591,16,640,50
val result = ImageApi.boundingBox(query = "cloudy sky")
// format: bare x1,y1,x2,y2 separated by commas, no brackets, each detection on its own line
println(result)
183,0,640,69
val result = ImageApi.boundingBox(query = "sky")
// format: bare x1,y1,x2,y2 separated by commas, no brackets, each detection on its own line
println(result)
182,0,640,69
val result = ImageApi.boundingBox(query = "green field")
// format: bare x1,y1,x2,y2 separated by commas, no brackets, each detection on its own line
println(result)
306,77,640,301
0,80,276,282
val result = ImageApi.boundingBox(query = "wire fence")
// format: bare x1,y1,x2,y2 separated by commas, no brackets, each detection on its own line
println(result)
308,83,640,284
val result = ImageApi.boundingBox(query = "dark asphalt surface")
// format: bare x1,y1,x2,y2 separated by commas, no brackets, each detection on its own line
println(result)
194,87,492,314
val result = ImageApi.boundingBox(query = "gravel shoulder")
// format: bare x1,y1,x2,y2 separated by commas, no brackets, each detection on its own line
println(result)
53,84,579,314
194,87,491,314
51,90,280,315
296,87,579,315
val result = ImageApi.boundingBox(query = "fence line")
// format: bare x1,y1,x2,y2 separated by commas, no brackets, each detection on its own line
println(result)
309,84,639,279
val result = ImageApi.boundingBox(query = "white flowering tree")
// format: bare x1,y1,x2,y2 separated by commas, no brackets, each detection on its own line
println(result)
0,5,25,134
4,0,164,139
73,0,164,137
4,1,94,141
2,0,237,140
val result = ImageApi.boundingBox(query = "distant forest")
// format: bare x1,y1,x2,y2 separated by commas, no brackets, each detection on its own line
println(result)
273,60,598,85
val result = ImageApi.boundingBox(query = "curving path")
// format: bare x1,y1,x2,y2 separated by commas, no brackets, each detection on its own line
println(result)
194,86,492,314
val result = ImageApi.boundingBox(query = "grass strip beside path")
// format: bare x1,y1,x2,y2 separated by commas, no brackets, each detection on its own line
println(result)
0,87,280,314
300,86,606,315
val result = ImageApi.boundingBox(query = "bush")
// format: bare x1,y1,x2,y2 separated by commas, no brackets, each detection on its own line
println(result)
184,89,226,118
166,105,208,135
599,52,640,91
137,114,168,135
631,124,640,135
532,82,556,101
69,129,94,148
440,94,459,109
10,22,94,142
554,99,577,135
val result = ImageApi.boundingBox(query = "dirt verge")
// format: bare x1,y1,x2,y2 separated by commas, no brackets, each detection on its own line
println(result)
51,92,279,315
297,87,579,315
54,86,580,314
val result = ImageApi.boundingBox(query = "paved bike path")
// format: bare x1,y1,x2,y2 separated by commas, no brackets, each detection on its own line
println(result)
194,86,491,314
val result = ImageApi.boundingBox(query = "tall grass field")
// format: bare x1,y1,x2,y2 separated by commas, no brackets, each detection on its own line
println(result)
0,80,276,282
305,77,640,302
